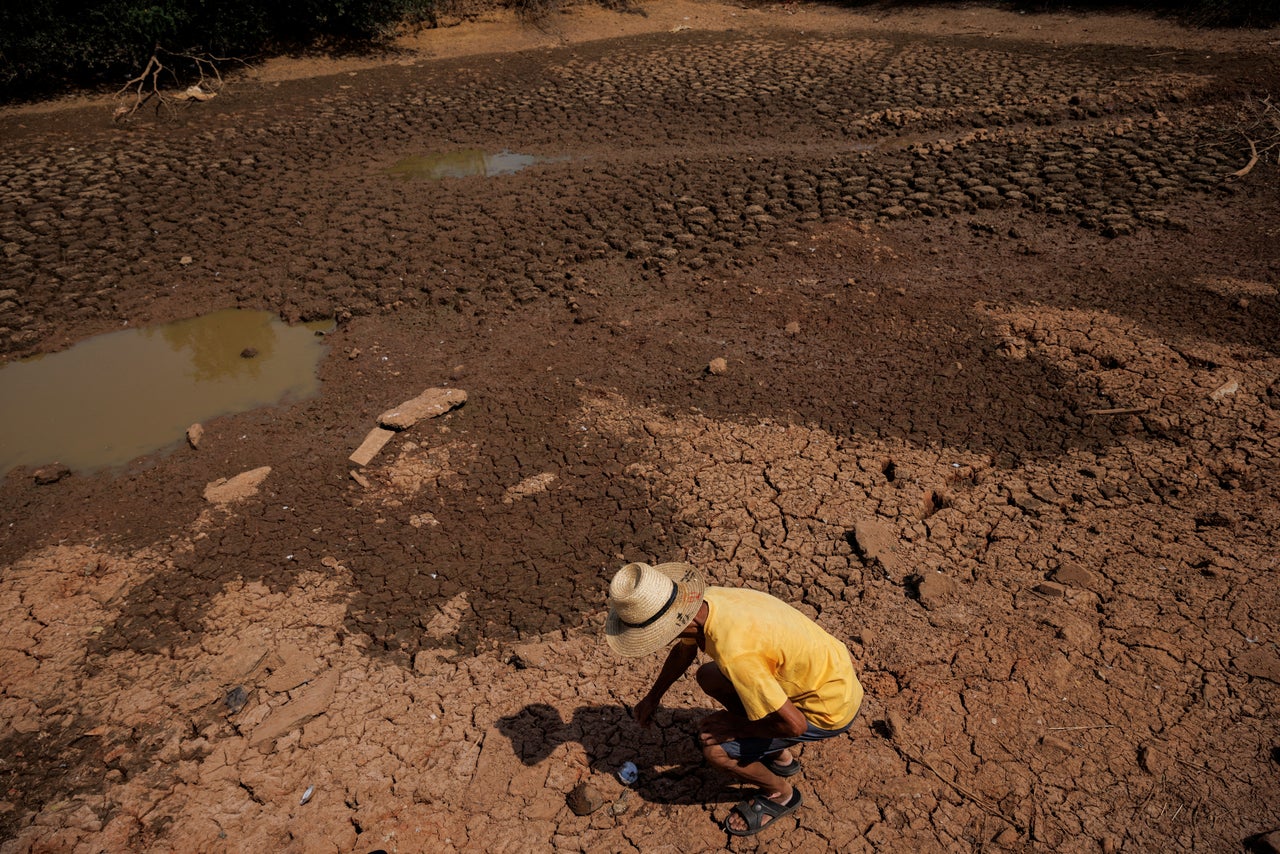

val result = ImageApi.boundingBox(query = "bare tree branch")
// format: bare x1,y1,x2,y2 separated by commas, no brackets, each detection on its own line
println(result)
113,46,252,122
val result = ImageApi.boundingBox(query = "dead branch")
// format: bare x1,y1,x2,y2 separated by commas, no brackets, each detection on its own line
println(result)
1232,137,1260,178
1227,94,1280,179
113,47,250,122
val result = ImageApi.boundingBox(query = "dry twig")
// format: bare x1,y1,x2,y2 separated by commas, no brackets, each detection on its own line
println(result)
1228,94,1279,179
113,46,248,121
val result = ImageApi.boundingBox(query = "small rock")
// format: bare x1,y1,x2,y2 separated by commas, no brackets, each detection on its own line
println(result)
851,519,899,576
784,321,802,336
1138,743,1167,775
240,347,258,359
33,463,71,485
609,790,631,816
1052,563,1097,589
348,348,361,360
224,686,249,714
502,472,557,504
1033,581,1067,598
567,781,607,816
349,469,370,488
916,572,958,609
708,357,729,375
1247,830,1280,854
204,466,271,504
1102,836,1122,854
180,255,193,265
1210,380,1239,400
883,710,907,741
187,423,204,449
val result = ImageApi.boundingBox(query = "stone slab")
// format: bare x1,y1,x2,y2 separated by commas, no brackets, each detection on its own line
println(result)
378,387,467,430
349,427,396,466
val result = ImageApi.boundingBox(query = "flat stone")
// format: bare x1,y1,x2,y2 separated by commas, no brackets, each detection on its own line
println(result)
203,466,271,504
1034,581,1067,598
1052,563,1097,588
378,387,467,430
349,427,396,467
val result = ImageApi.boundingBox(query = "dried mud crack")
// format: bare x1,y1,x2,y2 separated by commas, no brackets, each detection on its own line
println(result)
1,4,1278,852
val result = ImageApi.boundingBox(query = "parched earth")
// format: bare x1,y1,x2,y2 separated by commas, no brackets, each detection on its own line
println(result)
1,2,1278,852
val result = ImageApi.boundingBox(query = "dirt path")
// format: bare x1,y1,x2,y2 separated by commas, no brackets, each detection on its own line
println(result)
1,2,1278,852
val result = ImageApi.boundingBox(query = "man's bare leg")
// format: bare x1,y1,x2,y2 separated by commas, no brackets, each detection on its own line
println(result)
702,743,796,832
696,663,799,832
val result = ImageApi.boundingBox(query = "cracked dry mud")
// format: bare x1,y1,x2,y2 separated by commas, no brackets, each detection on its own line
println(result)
1,3,1278,852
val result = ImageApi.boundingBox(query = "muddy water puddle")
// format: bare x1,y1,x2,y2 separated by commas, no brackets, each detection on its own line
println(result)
387,150,565,179
0,310,330,473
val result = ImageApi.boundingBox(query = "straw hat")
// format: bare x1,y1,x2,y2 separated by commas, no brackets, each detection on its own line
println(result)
605,561,706,657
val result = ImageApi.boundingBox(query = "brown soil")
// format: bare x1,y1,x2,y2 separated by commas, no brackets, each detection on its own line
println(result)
2,2,1279,851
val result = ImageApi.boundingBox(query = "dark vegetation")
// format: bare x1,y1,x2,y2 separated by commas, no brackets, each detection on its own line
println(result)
0,0,1276,103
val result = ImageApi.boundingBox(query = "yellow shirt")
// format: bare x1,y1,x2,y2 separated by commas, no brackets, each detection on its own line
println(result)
697,586,862,729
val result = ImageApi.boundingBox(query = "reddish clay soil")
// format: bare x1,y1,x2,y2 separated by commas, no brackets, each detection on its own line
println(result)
1,2,1278,852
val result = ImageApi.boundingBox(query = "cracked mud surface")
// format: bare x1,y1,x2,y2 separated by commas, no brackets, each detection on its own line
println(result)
1,2,1278,851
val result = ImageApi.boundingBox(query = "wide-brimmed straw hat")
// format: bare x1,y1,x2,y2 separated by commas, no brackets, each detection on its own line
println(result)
605,561,706,657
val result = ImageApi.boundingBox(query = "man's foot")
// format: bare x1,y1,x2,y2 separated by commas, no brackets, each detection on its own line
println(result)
723,787,803,837
763,751,803,777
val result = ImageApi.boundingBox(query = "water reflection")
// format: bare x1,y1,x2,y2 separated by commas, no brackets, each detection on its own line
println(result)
0,309,329,473
387,150,558,180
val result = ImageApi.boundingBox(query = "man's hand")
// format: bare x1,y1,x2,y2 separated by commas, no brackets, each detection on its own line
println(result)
697,702,809,745
633,694,660,728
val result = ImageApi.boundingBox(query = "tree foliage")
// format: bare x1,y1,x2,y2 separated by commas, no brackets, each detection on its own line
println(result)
0,0,432,101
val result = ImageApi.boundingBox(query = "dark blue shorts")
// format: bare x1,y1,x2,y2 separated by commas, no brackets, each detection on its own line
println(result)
719,714,856,764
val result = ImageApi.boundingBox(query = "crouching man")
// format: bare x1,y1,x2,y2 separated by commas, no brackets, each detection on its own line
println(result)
604,561,863,837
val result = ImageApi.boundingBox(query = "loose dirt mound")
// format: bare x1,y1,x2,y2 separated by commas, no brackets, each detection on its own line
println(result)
1,2,1277,852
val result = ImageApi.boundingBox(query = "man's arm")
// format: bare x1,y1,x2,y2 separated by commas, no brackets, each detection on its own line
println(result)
698,699,808,745
633,641,698,727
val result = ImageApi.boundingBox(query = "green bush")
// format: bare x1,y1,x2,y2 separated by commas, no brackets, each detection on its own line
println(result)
0,0,433,101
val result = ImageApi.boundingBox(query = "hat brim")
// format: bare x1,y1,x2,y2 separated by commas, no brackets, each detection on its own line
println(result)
605,562,706,657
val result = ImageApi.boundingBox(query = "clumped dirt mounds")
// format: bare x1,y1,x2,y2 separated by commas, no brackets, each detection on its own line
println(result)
1,3,1279,852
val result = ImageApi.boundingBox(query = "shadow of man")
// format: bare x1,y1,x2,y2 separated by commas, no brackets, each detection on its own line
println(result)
495,702,742,806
